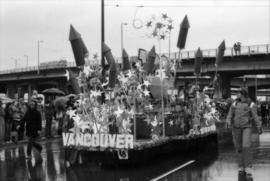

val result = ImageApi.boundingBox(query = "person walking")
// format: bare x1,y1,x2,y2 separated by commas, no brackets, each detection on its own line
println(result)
226,88,262,178
0,100,5,145
18,99,28,140
44,98,54,139
19,99,42,159
4,102,13,143
11,101,20,143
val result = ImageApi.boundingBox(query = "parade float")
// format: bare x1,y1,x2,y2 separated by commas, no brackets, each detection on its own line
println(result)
62,14,223,167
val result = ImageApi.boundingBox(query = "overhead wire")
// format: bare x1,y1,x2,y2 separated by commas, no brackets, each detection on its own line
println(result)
104,0,269,8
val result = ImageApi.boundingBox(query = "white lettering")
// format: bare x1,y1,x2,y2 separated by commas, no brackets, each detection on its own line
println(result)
108,134,116,148
67,133,75,146
76,133,84,146
62,133,134,149
100,134,108,148
92,134,100,147
84,133,92,147
62,133,70,146
116,135,125,149
125,135,134,149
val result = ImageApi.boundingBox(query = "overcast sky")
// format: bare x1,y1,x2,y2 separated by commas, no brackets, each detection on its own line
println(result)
0,0,269,70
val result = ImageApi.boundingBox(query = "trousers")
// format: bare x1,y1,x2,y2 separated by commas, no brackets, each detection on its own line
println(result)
27,137,42,156
45,116,52,137
232,127,252,168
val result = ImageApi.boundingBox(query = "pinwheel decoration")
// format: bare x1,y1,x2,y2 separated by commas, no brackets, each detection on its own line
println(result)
145,13,173,40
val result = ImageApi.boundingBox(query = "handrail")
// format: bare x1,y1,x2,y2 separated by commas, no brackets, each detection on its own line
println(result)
167,43,270,60
0,44,269,75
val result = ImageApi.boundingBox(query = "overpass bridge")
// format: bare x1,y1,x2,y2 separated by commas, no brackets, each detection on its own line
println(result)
0,61,79,98
168,44,270,99
0,44,269,99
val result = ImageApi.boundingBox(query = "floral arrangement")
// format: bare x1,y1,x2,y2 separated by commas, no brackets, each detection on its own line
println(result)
66,57,171,140
188,89,220,135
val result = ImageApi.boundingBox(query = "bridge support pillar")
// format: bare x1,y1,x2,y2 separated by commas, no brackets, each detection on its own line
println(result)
248,86,256,102
6,84,16,99
214,73,232,99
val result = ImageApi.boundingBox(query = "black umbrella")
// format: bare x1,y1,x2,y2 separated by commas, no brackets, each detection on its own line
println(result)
69,25,88,66
177,15,190,50
42,88,65,96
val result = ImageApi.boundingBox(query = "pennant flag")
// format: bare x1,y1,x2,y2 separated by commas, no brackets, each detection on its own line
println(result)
194,48,203,75
177,15,190,50
69,25,88,66
68,70,81,94
215,40,226,68
122,48,130,71
144,46,156,74
102,43,118,88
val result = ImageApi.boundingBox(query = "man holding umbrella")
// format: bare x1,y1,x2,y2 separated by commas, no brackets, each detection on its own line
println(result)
19,99,42,159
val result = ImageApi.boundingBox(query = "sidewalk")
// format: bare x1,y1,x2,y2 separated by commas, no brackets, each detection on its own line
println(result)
0,135,62,149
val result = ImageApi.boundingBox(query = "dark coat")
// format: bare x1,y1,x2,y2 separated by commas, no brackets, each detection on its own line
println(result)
21,108,42,138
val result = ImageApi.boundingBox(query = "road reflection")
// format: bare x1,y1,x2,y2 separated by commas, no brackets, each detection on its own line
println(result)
66,151,217,181
0,133,270,181
27,157,44,181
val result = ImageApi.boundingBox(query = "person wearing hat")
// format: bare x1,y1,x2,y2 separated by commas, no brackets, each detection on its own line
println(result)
226,88,262,178
19,99,42,159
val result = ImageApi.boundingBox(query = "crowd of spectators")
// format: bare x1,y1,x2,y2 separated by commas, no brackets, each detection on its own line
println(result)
0,92,58,146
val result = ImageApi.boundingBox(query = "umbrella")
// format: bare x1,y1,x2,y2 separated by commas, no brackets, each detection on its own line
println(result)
54,96,68,112
194,48,203,75
69,25,88,66
177,15,190,50
0,94,14,104
66,94,76,99
122,48,130,71
215,40,226,68
42,88,65,96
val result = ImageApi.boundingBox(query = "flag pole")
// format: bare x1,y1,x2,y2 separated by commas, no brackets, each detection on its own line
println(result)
158,36,165,138
101,0,106,103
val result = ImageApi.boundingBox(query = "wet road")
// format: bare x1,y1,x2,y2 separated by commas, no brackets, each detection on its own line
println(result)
0,132,270,181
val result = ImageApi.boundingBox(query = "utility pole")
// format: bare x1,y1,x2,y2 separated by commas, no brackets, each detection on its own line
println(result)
37,40,43,74
11,57,18,69
101,0,105,68
24,55,28,67
121,23,128,59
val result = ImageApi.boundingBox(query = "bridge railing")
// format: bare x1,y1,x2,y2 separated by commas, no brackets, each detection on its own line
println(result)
165,44,270,60
0,61,77,75
0,44,269,74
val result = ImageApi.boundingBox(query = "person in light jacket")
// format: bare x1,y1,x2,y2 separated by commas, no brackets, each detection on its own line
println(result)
226,88,262,177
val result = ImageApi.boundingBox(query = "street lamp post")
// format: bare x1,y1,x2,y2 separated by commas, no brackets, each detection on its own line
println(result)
121,23,128,57
24,55,28,67
11,57,18,69
37,40,43,74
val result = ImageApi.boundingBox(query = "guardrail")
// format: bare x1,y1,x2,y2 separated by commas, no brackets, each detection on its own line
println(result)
0,61,77,75
164,44,270,60
0,44,269,75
